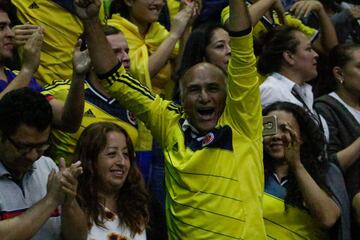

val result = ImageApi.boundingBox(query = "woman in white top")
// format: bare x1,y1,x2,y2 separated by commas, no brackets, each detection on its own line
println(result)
73,122,149,240
258,26,330,140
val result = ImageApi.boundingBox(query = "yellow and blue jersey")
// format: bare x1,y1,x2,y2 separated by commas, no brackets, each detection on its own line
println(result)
98,31,266,239
42,79,138,163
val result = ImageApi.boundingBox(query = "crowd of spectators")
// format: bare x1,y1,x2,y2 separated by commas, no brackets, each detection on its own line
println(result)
0,0,359,239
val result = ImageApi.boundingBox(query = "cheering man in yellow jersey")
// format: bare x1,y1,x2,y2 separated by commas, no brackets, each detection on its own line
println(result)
75,0,266,238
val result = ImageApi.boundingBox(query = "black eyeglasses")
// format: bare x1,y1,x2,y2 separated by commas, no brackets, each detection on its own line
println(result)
3,132,50,155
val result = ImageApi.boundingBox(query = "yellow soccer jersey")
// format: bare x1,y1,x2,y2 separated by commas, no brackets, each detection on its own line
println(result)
42,80,138,163
263,193,329,239
12,0,106,85
99,31,266,239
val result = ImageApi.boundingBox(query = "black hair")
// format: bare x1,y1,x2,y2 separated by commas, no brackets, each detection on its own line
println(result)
257,26,300,76
263,102,329,209
109,0,130,19
0,88,52,136
315,43,360,96
0,0,10,15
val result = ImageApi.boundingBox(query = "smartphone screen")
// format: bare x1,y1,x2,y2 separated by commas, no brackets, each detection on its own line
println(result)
263,115,278,136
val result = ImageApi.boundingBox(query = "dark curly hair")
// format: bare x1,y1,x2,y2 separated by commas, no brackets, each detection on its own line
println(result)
0,87,52,136
257,26,300,76
262,102,330,209
73,122,149,236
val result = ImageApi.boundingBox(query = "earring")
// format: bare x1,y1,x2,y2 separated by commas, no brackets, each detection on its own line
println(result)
338,77,344,84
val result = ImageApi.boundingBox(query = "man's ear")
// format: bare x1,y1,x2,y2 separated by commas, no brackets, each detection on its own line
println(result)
282,50,295,65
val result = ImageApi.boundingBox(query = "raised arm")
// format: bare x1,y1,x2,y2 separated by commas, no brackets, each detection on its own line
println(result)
74,0,177,146
228,0,251,32
50,40,90,133
290,0,337,54
226,0,263,138
75,0,117,74
223,0,286,28
148,2,195,78
0,28,42,99
285,124,340,229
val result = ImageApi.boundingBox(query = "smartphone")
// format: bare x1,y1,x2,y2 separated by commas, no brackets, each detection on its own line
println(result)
263,115,278,136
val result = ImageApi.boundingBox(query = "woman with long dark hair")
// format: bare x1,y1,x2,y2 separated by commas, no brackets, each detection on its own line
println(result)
73,122,149,239
262,101,344,239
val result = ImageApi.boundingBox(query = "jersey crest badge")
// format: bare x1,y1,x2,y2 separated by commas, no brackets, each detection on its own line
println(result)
202,132,215,147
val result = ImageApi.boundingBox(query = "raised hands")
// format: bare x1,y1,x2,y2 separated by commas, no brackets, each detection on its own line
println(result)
18,26,43,74
59,158,83,206
46,158,83,206
281,123,302,169
170,0,199,39
74,0,101,20
72,39,91,75
290,0,323,18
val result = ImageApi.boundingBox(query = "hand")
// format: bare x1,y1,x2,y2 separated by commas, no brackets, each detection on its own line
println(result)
182,0,202,19
13,23,40,46
282,123,302,169
74,0,101,20
170,1,197,38
46,169,65,205
21,28,43,73
290,0,323,18
59,158,83,206
72,39,91,75
350,6,360,19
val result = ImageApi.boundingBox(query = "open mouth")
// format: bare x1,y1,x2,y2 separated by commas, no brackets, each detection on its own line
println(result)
197,108,215,120
3,43,14,50
149,6,161,13
110,169,125,177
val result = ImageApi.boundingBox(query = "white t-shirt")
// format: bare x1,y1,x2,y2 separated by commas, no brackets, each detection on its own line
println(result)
88,207,146,240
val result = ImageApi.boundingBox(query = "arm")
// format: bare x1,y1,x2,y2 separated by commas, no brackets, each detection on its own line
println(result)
50,40,90,133
249,0,286,26
0,170,64,240
352,192,360,226
228,0,251,32
226,0,263,138
75,0,116,74
290,0,338,54
148,2,195,78
223,0,286,29
335,137,360,171
284,124,340,229
0,28,42,99
75,0,179,144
